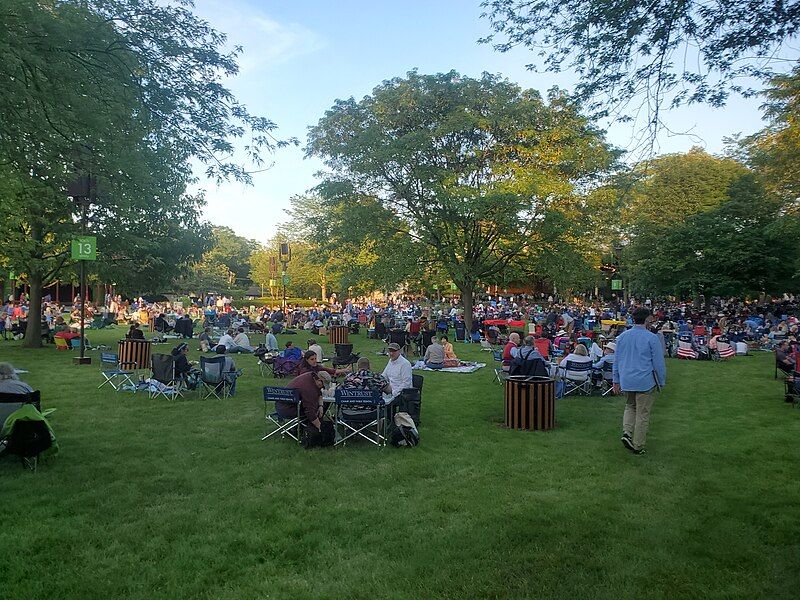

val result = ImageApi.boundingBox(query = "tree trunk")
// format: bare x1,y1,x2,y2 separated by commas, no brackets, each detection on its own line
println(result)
320,268,327,302
23,273,43,348
461,285,475,333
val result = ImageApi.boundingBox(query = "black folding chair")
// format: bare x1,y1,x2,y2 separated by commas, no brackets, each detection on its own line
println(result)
332,343,359,372
0,390,47,471
262,386,304,442
199,355,230,399
389,330,410,355
149,354,184,399
334,388,387,447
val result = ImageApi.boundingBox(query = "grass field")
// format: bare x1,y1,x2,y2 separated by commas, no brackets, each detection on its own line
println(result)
1,327,798,599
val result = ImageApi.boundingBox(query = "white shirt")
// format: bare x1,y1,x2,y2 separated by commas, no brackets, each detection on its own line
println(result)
382,354,413,397
218,333,235,349
308,343,323,362
233,332,251,348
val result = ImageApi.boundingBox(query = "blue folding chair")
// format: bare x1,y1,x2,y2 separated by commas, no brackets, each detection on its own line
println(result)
334,387,387,447
98,352,136,391
559,360,593,396
262,386,303,442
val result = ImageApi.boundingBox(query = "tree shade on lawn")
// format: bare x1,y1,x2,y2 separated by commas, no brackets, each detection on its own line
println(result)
1,328,798,599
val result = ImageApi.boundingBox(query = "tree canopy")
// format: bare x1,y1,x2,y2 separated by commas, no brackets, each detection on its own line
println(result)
481,0,800,136
307,71,618,328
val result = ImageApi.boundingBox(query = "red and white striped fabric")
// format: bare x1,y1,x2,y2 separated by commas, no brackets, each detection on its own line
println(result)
717,342,735,359
677,341,698,359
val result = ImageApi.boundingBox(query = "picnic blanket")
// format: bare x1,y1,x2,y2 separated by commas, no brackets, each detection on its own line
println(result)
412,360,486,374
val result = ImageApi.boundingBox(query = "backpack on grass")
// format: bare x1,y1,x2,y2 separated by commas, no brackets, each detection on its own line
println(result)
390,412,419,447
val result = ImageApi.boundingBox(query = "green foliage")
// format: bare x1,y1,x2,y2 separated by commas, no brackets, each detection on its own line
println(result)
481,0,799,121
743,67,800,206
307,71,617,324
626,173,799,297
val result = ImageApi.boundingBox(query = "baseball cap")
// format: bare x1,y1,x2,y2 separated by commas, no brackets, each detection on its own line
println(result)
387,343,401,351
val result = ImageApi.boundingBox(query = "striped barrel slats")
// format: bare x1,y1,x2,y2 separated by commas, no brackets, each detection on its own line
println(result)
328,326,349,345
504,378,555,431
118,339,152,370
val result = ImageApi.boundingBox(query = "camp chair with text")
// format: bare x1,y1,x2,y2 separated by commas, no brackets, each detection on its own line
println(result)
262,386,304,442
334,387,388,447
559,360,593,396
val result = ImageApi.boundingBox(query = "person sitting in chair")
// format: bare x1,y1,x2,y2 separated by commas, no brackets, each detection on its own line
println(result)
382,343,413,399
214,345,240,396
279,370,327,432
559,343,593,369
342,357,392,395
295,350,349,377
0,362,34,395
776,340,795,375
171,342,192,382
198,327,214,352
281,341,302,361
502,332,521,371
423,337,446,369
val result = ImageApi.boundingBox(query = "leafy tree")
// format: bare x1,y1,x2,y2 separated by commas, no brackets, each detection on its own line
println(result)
743,67,800,205
481,0,800,136
0,0,283,346
307,71,617,330
626,173,798,298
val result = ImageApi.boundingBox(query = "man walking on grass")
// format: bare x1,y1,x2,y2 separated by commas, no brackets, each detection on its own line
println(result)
613,307,666,455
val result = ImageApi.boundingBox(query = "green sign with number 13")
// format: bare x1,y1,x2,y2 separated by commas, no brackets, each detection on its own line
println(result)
71,236,97,261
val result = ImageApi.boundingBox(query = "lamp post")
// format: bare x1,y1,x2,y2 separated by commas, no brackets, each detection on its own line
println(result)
279,243,291,314
68,174,96,365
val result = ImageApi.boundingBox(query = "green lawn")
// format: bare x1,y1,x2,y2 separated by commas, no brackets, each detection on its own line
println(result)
1,328,798,599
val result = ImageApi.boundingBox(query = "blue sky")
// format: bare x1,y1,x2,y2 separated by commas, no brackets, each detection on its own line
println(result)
190,0,768,243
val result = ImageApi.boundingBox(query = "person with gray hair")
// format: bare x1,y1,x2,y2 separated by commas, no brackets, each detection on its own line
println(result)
0,362,34,395
342,356,392,395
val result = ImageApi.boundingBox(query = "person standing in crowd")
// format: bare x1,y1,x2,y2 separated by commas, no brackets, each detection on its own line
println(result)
613,307,667,455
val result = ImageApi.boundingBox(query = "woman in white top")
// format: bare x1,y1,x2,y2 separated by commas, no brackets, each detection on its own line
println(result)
559,344,593,380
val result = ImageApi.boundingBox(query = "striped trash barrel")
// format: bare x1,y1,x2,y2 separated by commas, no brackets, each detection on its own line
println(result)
504,376,555,431
328,325,349,345
118,339,152,371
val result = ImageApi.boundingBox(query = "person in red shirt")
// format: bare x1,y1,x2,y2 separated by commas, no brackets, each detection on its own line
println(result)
502,332,521,371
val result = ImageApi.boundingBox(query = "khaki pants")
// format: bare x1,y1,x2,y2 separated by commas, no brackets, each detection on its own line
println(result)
623,387,656,450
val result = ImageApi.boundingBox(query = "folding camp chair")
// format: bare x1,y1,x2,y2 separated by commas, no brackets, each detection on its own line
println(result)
199,355,230,399
389,330,410,355
262,386,304,442
596,361,615,396
149,353,184,399
332,343,359,372
334,387,388,447
0,391,51,471
559,360,593,396
98,352,136,391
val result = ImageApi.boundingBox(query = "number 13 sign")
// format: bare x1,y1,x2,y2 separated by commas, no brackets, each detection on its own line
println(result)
71,236,97,261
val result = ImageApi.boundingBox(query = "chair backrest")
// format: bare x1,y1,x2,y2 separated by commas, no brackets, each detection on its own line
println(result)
151,354,176,384
564,360,592,378
534,337,550,359
263,386,300,405
334,387,383,407
200,355,226,384
601,360,614,379
70,337,81,349
412,374,423,391
100,352,119,366
334,343,353,358
389,331,407,347
492,349,502,362
0,390,41,410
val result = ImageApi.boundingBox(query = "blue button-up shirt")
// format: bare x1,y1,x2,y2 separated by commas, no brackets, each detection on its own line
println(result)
612,326,667,391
